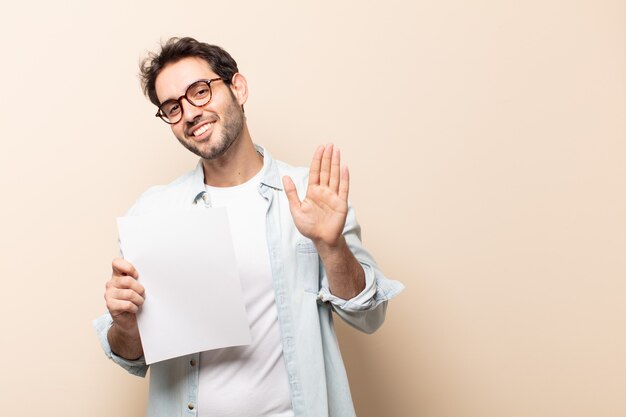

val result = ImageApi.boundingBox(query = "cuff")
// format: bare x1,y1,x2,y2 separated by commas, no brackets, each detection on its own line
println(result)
92,314,148,377
317,264,404,312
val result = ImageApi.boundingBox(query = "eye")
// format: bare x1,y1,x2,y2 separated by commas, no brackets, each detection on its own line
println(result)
190,83,210,100
163,102,181,117
195,88,209,97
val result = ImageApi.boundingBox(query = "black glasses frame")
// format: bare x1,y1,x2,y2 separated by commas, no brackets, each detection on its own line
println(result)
155,78,224,124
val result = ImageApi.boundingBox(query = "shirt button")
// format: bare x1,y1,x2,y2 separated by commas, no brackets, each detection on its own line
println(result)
190,359,196,367
188,403,195,410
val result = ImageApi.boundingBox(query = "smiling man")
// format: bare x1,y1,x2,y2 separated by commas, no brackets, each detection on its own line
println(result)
94,37,403,417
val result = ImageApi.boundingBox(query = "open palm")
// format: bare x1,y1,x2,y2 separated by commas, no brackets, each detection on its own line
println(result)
282,144,350,247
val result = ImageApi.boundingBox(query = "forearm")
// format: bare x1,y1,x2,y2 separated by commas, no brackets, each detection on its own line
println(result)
316,235,365,300
107,322,144,361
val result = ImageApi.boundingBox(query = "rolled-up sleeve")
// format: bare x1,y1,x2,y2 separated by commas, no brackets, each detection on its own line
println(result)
317,203,405,334
92,313,149,377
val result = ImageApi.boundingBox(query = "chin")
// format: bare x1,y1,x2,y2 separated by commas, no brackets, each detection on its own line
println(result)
191,139,231,161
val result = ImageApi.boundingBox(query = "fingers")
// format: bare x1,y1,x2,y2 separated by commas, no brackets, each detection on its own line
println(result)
339,166,350,202
107,273,145,295
329,146,341,193
112,257,138,279
110,258,143,294
105,269,145,316
306,143,348,198
308,145,325,186
319,144,333,186
282,175,301,211
311,143,342,192
105,288,145,315
107,257,144,317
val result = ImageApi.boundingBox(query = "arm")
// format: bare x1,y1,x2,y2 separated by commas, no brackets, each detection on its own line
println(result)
315,236,365,300
283,144,404,333
318,202,403,333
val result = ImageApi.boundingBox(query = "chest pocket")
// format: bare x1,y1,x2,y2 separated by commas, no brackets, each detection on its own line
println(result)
296,240,320,294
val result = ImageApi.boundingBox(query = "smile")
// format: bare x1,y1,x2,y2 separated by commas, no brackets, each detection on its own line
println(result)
191,122,214,138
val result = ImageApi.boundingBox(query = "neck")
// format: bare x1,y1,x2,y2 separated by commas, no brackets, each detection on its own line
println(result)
200,124,263,187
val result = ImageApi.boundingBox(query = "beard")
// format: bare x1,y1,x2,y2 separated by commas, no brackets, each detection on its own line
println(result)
177,91,244,160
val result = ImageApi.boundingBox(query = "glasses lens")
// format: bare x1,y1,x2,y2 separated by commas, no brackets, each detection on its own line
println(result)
159,100,182,124
187,81,212,106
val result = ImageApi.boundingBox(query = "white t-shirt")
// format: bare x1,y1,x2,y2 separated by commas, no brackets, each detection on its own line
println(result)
197,169,294,417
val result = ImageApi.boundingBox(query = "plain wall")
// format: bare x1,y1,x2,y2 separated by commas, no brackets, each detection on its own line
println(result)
1,1,624,416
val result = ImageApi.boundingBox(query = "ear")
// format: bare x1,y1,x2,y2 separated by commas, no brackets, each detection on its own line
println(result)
229,73,248,106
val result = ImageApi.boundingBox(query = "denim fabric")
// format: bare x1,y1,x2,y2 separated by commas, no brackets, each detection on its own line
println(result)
93,145,404,417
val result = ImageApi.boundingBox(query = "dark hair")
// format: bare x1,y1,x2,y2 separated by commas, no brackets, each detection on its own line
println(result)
140,37,239,106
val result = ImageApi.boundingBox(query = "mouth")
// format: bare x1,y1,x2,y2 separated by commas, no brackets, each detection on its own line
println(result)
188,120,216,141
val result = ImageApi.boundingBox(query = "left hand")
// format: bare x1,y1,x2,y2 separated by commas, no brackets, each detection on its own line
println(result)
282,144,350,248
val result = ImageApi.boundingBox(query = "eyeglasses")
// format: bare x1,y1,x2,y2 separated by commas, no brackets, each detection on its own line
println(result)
155,78,224,124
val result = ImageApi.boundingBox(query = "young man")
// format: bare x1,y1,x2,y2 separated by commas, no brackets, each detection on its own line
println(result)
94,37,404,417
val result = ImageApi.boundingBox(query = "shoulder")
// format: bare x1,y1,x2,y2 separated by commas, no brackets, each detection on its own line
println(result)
126,167,200,216
275,159,308,181
273,159,309,198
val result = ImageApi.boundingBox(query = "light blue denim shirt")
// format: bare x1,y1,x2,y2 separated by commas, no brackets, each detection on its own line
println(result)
93,145,404,417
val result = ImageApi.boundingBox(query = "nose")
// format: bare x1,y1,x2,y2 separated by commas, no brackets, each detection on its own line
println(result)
180,97,203,123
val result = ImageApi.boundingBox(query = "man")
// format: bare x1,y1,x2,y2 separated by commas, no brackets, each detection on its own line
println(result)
94,37,403,417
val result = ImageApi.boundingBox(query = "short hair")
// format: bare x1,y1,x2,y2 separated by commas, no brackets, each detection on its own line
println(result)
139,37,239,106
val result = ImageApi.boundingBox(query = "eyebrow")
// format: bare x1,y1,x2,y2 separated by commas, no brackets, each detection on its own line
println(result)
161,77,216,103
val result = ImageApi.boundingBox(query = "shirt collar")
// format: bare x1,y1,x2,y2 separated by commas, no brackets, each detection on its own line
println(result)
190,144,282,205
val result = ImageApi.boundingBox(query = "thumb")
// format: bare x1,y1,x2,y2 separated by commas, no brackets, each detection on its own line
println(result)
282,175,301,211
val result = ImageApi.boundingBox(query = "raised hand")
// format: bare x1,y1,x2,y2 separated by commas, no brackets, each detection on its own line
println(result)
282,144,350,249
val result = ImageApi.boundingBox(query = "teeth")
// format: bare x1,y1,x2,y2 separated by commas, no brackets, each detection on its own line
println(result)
193,123,212,137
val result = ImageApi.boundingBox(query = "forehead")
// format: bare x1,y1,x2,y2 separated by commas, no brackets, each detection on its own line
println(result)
155,57,217,103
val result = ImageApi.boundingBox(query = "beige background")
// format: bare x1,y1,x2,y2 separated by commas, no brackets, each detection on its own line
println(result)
1,1,624,416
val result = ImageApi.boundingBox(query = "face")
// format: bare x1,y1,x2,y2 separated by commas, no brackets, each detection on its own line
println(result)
155,57,245,160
